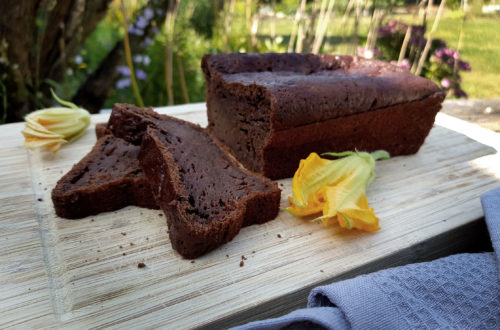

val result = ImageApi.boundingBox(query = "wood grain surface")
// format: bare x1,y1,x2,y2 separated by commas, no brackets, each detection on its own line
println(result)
1,103,500,329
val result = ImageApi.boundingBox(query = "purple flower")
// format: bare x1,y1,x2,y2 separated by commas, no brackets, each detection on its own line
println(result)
74,55,83,65
135,69,147,80
116,65,131,76
133,55,143,63
144,8,155,20
128,26,144,36
143,37,153,47
390,59,410,71
459,60,472,71
399,59,410,70
453,89,468,98
143,55,151,66
441,78,451,88
135,15,149,29
116,78,131,89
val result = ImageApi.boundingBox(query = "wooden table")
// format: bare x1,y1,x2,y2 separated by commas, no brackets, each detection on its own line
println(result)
2,103,500,329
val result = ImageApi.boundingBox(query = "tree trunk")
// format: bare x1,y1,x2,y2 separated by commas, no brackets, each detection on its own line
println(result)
0,0,112,122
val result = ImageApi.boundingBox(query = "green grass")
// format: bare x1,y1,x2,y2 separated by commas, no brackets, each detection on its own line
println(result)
433,13,500,99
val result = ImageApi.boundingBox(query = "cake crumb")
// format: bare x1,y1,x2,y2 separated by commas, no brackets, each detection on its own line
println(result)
97,249,101,252
226,254,229,258
241,255,247,260
191,260,195,264
252,251,255,254
320,270,324,273
146,237,149,240
130,242,134,246
239,261,244,267
277,234,282,238
119,245,123,249
158,213,163,217
122,253,126,256
91,219,95,222
37,198,43,202
121,232,127,236
138,262,146,268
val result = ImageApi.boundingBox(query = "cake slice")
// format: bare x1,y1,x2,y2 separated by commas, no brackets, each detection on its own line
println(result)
108,103,281,258
95,122,111,138
52,135,158,219
202,53,446,179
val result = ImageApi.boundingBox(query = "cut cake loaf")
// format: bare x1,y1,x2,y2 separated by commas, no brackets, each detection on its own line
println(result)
52,134,158,219
95,122,111,138
202,53,446,179
108,103,281,258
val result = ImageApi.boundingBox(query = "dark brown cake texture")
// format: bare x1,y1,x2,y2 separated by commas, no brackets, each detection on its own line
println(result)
51,135,158,219
202,53,446,179
95,123,111,138
108,103,281,258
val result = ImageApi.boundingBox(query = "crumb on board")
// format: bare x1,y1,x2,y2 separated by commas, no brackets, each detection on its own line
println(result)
138,262,146,268
277,234,282,238
130,242,134,246
119,245,123,249
239,261,244,267
320,270,324,273
37,198,43,202
226,254,229,258
241,255,247,260
122,253,126,256
191,260,195,264
121,232,127,236
159,213,163,217
91,219,95,222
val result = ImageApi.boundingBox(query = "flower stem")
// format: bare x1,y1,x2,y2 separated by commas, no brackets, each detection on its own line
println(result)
119,0,144,108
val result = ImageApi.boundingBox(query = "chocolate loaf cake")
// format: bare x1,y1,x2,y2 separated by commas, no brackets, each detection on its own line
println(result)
108,103,281,258
52,135,158,219
202,53,445,179
95,123,111,138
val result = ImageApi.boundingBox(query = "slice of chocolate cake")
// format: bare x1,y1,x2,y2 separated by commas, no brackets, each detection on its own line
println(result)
52,135,158,219
108,103,281,258
202,53,446,179
95,122,111,138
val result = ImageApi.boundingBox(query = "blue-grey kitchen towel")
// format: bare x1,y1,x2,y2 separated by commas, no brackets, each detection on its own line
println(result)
234,188,500,329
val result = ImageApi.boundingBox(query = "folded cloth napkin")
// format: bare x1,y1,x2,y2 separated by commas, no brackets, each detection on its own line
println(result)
234,188,500,330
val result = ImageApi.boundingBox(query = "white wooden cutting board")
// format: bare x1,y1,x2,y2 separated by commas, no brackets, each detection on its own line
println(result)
1,103,500,329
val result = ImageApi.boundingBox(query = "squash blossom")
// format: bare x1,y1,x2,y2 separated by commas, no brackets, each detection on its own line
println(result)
286,150,389,232
22,90,91,153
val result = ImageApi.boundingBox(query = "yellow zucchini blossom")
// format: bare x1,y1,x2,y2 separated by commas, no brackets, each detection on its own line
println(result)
22,90,90,153
286,150,389,232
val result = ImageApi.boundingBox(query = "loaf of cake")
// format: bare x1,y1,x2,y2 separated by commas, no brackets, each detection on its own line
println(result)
202,53,445,179
95,122,111,138
108,103,281,258
51,135,158,219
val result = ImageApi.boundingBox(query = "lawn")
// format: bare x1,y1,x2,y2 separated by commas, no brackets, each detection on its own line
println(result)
433,13,500,99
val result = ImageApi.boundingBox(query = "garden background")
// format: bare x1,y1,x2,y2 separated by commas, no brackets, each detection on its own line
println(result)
1,0,499,123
